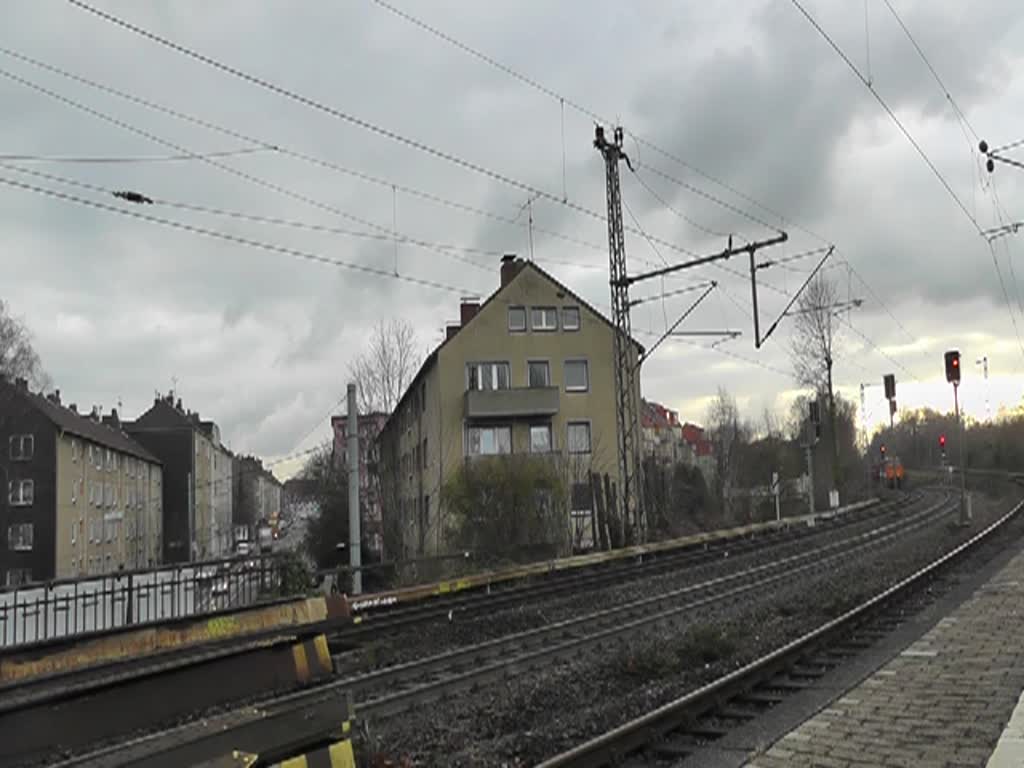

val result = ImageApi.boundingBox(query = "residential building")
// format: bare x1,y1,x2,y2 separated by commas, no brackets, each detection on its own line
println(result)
378,254,643,557
331,411,388,558
682,422,716,480
641,400,695,466
125,394,223,563
0,377,163,584
232,455,282,543
197,421,233,557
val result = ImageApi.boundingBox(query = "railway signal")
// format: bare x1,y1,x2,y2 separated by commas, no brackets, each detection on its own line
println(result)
939,434,946,449
880,443,887,457
943,349,969,525
944,350,961,384
883,374,895,400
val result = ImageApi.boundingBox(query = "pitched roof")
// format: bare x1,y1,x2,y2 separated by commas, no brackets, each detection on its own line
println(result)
9,384,161,464
382,259,644,433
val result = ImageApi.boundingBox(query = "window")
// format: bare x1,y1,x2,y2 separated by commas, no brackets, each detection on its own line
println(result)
71,521,77,546
571,482,594,512
71,478,78,505
531,306,558,331
93,446,102,470
8,523,34,551
8,480,34,506
565,360,590,392
530,424,553,453
9,435,34,461
508,306,527,332
562,306,581,331
568,422,592,454
466,425,512,456
5,569,31,587
528,360,551,388
104,483,113,507
71,440,79,463
467,362,511,391
112,453,118,472
422,438,428,469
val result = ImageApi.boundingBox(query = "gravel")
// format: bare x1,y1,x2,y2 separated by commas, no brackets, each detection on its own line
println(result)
356,485,1019,766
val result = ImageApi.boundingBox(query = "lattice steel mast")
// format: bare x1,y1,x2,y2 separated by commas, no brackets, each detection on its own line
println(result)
594,125,643,539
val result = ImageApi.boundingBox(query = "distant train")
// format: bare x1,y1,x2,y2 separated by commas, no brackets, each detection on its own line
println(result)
878,457,905,489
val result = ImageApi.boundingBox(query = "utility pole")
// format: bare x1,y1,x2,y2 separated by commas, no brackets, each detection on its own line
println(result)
860,383,871,494
347,383,362,595
977,356,990,421
594,125,644,541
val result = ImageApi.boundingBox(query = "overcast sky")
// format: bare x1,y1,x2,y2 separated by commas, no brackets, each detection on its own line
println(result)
4,1,1024,477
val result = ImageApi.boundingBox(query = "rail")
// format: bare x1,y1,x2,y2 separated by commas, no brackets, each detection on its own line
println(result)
535,492,1024,767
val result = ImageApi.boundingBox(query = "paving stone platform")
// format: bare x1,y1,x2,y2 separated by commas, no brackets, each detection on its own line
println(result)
745,547,1024,768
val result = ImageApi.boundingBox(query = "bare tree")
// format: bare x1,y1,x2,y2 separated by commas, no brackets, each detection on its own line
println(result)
789,274,842,491
706,387,749,522
0,299,49,389
349,319,418,415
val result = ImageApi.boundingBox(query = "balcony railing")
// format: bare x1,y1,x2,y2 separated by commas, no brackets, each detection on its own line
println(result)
464,386,559,419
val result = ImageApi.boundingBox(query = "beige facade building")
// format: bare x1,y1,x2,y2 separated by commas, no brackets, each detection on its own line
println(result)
379,256,642,557
1,377,163,584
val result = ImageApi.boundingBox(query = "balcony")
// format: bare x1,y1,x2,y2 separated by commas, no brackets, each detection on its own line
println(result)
464,386,560,419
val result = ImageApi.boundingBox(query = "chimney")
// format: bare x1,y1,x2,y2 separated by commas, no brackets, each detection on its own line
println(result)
108,408,121,430
445,323,460,341
90,405,101,422
69,403,78,414
14,377,27,391
53,389,60,406
460,296,481,326
500,253,523,287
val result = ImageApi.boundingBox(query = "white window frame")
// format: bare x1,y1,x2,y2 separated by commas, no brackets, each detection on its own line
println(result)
466,361,511,391
562,306,581,331
71,439,79,463
531,306,558,332
564,359,590,392
529,424,553,454
508,306,527,332
71,478,78,505
8,479,34,506
9,434,34,461
71,520,77,546
567,421,593,454
8,523,33,551
466,425,512,456
527,359,551,388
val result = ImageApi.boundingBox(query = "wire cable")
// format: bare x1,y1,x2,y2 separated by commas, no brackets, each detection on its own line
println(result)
0,44,612,263
0,174,481,295
0,147,270,163
879,0,980,142
65,1,747,264
0,162,507,270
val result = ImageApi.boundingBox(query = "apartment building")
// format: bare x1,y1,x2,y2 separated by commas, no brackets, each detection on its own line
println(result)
197,421,233,557
378,255,642,557
0,378,163,584
232,455,282,543
125,394,221,563
331,411,387,558
642,400,696,466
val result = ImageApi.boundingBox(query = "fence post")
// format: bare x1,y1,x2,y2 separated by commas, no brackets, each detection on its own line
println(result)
126,573,134,625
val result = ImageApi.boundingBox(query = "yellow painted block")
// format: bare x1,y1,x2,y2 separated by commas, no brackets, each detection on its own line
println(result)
292,642,310,683
279,755,308,768
328,739,357,768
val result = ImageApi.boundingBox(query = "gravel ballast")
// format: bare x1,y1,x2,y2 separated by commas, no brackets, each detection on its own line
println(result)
358,486,1019,766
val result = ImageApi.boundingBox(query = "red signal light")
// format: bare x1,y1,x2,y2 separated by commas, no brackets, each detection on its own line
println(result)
939,434,946,447
952,358,959,368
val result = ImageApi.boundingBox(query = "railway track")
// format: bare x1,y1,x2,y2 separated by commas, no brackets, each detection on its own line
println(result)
47,489,954,768
535,492,1024,768
335,493,907,645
